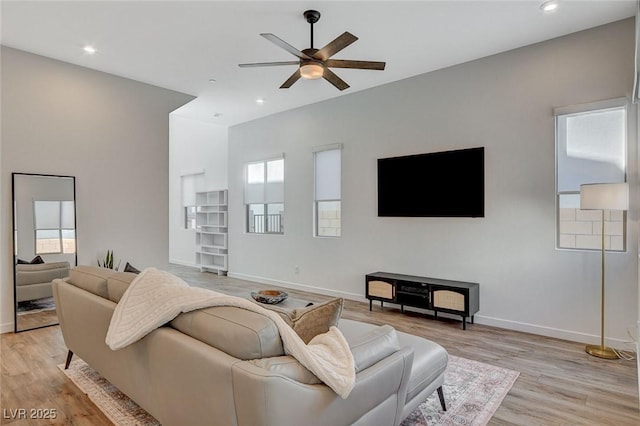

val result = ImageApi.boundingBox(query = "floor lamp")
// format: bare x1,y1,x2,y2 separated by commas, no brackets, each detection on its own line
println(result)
579,182,629,359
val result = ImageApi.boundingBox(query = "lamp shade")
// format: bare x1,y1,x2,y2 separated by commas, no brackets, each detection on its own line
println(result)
580,182,629,211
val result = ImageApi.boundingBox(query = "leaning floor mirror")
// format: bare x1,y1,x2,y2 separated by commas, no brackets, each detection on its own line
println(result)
12,173,77,332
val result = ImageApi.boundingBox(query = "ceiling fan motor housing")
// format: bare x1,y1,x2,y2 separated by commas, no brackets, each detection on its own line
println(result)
304,10,321,24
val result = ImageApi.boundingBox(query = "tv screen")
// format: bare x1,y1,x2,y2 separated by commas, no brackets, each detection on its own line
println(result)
377,147,484,218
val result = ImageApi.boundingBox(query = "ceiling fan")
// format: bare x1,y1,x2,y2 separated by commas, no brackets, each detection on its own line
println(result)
239,10,386,91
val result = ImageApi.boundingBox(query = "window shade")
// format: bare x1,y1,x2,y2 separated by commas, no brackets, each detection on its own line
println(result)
245,158,284,204
61,201,75,228
556,108,626,192
34,201,61,229
315,149,341,201
181,173,205,206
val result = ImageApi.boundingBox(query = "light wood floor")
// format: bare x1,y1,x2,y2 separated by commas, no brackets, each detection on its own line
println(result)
1,265,639,425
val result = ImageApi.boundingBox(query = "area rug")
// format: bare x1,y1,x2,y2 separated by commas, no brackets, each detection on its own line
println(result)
401,355,519,426
60,355,518,426
17,296,56,314
58,361,159,425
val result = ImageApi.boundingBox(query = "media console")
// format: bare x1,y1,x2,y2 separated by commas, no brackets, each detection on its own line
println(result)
365,272,480,330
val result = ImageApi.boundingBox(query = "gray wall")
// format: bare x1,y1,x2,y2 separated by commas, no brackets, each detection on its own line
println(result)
1,47,194,331
228,19,638,344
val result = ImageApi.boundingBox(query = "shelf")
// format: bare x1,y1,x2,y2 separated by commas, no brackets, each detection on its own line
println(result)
195,189,228,275
196,211,227,228
196,232,227,249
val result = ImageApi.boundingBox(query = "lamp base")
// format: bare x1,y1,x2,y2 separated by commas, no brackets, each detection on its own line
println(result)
585,344,619,359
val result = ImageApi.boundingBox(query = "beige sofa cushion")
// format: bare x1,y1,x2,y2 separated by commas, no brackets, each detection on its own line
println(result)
250,356,322,384
348,325,400,372
106,272,137,303
278,298,344,344
16,261,70,286
68,266,115,298
66,266,137,303
170,306,285,360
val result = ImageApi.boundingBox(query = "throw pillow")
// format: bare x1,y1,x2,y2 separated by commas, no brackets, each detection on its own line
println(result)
123,262,140,274
279,297,344,344
17,256,45,264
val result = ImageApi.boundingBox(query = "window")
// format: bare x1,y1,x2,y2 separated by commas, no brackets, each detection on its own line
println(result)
555,99,627,251
314,145,342,237
184,206,197,230
181,172,204,229
245,158,284,234
34,200,76,254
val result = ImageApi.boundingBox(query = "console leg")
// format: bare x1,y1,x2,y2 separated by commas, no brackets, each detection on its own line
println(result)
471,315,475,324
65,350,74,369
401,305,404,313
462,316,467,330
434,311,438,320
369,299,372,311
381,301,384,309
437,386,447,411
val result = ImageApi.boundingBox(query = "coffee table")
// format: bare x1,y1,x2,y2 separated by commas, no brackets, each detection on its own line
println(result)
215,288,313,314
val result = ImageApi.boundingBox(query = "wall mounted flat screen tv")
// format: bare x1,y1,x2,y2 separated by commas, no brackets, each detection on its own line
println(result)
377,147,484,218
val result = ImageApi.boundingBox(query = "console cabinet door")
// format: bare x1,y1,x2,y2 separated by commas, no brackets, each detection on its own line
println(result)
431,287,467,315
366,278,395,301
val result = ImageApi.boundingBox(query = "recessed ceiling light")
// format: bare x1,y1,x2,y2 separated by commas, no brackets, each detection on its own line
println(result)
83,45,96,54
540,0,558,12
208,79,216,83
213,113,223,118
256,98,265,104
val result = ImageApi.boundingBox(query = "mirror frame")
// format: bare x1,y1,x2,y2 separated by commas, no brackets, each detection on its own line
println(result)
12,172,77,333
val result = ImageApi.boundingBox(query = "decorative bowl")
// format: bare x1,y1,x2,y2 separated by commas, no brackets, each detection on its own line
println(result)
251,289,288,304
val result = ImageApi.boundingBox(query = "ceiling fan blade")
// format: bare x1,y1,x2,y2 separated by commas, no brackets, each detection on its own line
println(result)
280,69,302,89
314,32,359,61
325,59,386,70
261,33,312,60
239,61,300,68
323,68,350,91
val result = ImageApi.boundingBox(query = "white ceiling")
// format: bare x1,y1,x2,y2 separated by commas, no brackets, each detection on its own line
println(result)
1,1,636,127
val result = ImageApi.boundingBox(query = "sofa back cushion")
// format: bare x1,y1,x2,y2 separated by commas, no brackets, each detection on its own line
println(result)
65,266,285,360
106,272,137,303
16,261,70,286
171,306,285,359
66,266,137,302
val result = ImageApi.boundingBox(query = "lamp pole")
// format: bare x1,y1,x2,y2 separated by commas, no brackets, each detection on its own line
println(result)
585,209,618,359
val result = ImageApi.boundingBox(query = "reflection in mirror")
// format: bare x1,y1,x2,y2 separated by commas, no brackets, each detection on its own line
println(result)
12,173,77,332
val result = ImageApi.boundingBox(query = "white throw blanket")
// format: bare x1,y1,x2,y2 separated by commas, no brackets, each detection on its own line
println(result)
105,268,355,398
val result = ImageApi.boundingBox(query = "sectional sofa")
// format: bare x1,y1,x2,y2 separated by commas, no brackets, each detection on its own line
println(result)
53,266,448,426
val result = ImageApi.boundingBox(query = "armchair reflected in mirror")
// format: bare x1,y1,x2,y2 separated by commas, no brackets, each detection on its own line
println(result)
12,173,77,332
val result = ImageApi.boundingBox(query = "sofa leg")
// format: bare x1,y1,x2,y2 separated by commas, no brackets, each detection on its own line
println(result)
437,386,446,411
64,350,74,369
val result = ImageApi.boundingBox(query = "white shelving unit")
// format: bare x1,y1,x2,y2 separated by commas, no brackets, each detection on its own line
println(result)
195,189,228,275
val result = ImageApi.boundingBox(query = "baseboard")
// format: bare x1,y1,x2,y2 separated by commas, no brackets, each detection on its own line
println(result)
228,271,635,349
169,259,198,268
1,322,14,334
227,272,365,302
474,315,633,348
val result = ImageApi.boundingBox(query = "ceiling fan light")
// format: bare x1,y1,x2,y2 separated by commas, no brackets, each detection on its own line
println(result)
300,63,324,80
